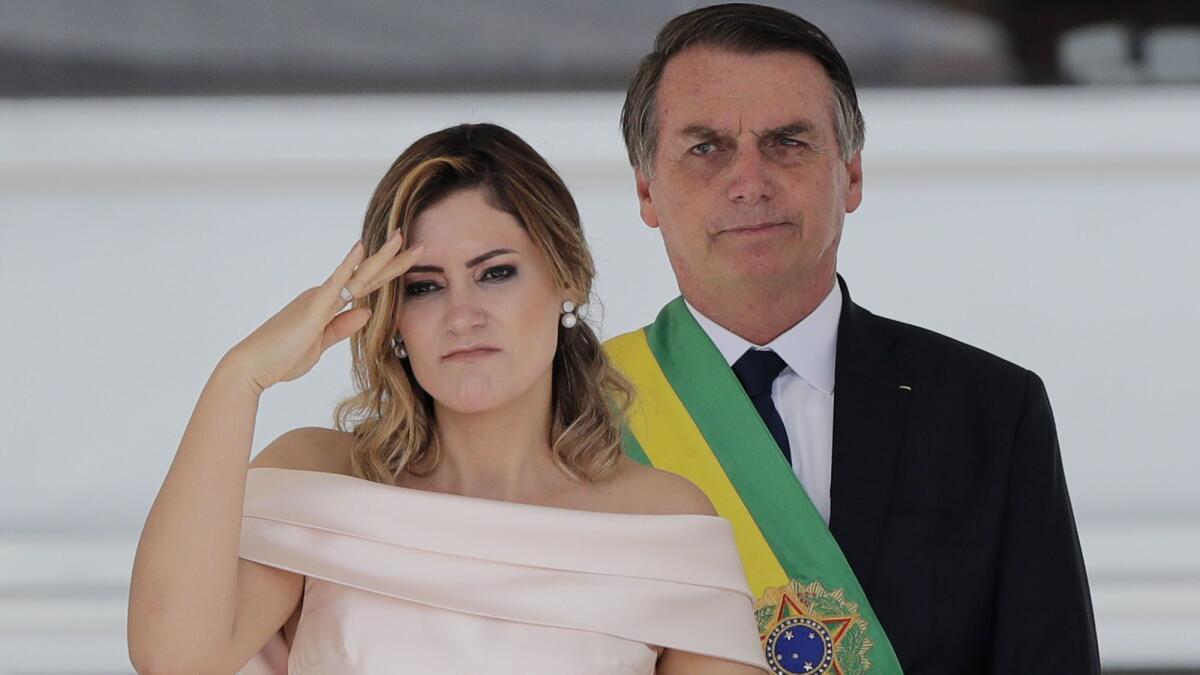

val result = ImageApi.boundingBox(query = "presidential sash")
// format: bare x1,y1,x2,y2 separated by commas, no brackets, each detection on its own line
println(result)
605,298,903,675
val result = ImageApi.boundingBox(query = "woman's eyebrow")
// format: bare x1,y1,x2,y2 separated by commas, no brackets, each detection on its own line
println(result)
406,248,517,275
466,248,517,268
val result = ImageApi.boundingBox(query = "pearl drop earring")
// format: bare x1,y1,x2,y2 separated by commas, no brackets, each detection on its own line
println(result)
560,300,578,328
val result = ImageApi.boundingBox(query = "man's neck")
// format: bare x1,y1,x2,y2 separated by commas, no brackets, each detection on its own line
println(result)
685,274,836,346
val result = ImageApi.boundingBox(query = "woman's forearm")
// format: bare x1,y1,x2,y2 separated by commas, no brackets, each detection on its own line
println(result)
127,350,263,670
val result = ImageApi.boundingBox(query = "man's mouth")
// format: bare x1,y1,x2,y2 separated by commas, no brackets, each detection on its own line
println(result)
719,221,790,236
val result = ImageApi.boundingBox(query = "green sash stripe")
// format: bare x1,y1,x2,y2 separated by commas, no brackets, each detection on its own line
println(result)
643,298,826,575
644,297,902,672
621,426,651,465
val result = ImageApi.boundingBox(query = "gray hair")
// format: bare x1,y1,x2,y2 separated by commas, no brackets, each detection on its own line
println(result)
621,3,866,176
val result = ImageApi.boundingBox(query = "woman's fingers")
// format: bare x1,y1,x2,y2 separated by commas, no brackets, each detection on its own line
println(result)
321,307,373,352
318,232,419,325
360,244,425,296
339,231,408,300
320,240,367,310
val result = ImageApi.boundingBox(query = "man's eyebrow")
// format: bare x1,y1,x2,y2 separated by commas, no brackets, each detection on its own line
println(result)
678,124,724,139
406,248,517,275
758,121,816,138
676,122,816,141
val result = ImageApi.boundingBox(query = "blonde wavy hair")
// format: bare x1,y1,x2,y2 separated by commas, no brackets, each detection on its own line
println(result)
333,123,633,485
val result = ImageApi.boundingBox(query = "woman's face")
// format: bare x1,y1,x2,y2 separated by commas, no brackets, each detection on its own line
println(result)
395,187,568,415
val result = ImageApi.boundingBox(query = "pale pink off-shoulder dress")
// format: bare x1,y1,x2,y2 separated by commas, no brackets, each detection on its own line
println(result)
237,467,769,674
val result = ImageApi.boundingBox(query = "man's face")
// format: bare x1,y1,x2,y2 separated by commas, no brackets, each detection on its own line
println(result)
637,47,863,299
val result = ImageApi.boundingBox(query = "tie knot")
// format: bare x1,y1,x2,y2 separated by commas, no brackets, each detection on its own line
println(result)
732,348,788,398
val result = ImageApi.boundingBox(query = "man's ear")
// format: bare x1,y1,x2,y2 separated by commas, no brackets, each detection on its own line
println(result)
844,151,863,214
635,169,660,229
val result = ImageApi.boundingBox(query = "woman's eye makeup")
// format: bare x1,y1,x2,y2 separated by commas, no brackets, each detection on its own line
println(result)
479,264,517,282
404,279,440,297
402,264,517,297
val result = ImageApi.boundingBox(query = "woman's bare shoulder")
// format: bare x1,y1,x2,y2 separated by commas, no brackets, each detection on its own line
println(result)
249,426,356,476
603,456,718,516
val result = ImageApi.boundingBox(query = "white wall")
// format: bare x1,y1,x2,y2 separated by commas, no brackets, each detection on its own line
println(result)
2,89,1198,671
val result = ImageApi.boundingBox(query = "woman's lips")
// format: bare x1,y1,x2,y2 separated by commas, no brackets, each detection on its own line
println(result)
442,346,501,361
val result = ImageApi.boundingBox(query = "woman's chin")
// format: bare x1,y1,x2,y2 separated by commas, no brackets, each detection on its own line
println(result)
441,378,510,414
443,398,501,415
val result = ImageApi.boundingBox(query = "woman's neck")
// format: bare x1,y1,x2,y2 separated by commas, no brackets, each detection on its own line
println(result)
424,377,565,502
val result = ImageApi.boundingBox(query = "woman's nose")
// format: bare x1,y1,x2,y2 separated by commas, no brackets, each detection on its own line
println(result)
445,287,487,335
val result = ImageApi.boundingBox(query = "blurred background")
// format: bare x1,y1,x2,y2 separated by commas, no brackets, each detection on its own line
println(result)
1,0,1198,672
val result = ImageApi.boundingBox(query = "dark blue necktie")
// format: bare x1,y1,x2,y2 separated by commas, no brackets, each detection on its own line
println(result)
732,348,792,465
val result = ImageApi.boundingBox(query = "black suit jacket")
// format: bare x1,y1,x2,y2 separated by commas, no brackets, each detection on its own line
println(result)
827,276,1100,674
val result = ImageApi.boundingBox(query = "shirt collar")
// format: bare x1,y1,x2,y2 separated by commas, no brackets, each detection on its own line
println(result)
683,282,842,395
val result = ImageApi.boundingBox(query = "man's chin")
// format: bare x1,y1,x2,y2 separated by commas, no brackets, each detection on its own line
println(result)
722,254,799,285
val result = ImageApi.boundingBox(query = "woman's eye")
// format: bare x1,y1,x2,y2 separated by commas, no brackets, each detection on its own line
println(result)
480,265,517,282
404,280,440,297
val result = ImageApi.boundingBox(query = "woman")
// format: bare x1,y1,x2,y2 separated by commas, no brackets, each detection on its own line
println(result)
127,124,769,674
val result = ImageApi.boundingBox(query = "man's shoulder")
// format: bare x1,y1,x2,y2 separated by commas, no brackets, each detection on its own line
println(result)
863,307,1033,392
862,308,1056,445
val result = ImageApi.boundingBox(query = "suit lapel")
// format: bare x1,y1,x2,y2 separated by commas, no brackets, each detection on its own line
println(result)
829,275,913,587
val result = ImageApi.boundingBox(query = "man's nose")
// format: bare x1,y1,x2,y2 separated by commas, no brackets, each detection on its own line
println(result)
726,147,775,205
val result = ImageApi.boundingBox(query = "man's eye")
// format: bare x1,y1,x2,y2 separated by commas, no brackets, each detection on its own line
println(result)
404,280,439,296
779,138,806,147
480,265,516,282
690,142,718,156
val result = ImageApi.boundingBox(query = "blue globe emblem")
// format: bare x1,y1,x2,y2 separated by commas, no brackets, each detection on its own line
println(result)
765,617,834,674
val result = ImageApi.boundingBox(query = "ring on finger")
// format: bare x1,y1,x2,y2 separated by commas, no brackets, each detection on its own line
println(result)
340,287,354,303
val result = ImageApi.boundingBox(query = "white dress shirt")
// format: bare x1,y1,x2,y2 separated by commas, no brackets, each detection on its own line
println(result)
683,284,842,524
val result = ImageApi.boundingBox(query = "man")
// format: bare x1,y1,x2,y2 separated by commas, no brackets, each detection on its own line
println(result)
605,4,1100,673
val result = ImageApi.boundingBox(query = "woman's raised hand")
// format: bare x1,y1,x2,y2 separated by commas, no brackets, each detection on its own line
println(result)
227,231,422,393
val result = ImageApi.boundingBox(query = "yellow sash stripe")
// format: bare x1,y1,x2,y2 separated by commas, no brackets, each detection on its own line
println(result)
607,330,788,597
